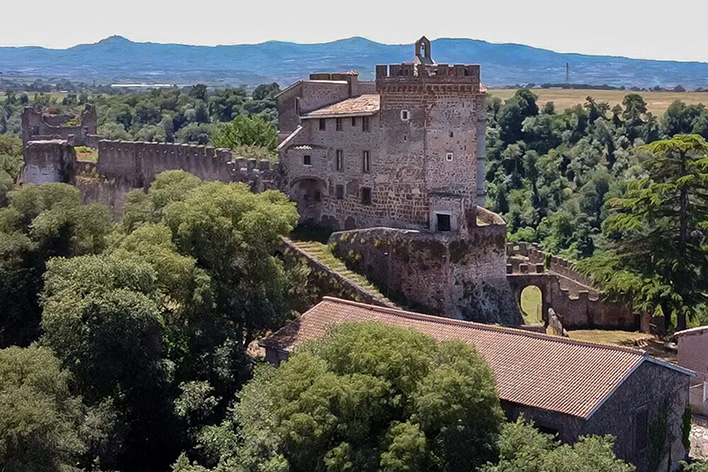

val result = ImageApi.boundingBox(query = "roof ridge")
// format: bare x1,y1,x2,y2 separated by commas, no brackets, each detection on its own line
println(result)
320,296,645,356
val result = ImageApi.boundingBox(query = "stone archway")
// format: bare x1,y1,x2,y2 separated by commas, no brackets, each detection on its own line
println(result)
520,285,543,324
290,177,327,225
507,274,553,325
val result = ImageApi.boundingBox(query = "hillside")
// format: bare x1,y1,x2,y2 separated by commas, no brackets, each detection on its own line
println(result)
2,36,708,88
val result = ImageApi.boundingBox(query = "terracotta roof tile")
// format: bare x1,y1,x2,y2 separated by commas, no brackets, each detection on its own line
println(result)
302,94,380,118
262,297,672,419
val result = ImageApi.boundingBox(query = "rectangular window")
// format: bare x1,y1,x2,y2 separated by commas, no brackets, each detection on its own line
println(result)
336,184,344,200
362,150,371,173
319,118,326,131
336,118,343,131
362,116,370,132
361,187,372,205
634,409,649,452
351,117,357,127
336,150,344,171
436,213,451,232
303,155,311,166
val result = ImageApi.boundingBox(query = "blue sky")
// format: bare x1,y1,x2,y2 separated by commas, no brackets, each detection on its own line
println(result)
3,0,705,62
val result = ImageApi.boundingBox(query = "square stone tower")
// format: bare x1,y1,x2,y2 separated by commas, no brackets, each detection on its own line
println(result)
375,37,487,232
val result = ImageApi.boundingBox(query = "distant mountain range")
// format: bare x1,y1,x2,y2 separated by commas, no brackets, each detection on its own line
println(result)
1,35,708,89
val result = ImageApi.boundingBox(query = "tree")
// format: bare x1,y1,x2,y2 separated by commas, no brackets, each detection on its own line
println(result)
0,184,112,347
483,418,634,472
189,322,504,472
211,114,278,152
577,135,708,331
497,89,539,145
0,346,86,472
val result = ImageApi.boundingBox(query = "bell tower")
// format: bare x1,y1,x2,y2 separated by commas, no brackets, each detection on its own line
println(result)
414,36,433,65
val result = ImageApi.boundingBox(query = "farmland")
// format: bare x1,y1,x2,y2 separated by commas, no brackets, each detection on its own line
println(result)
489,88,708,116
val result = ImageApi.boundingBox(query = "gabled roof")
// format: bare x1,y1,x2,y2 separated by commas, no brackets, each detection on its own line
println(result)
262,297,693,419
301,94,380,119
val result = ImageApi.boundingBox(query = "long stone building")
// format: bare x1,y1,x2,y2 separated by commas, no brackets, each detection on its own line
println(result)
277,36,487,232
263,297,694,472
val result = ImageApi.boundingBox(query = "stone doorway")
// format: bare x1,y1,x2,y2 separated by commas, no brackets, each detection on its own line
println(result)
290,177,327,225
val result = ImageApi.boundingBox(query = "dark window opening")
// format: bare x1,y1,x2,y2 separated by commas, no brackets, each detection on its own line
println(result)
362,151,371,173
303,155,311,166
351,117,357,126
336,185,344,200
362,116,370,132
437,213,451,232
336,150,344,171
361,187,372,205
314,191,322,202
449,131,454,138
336,118,343,131
635,409,649,452
319,119,326,131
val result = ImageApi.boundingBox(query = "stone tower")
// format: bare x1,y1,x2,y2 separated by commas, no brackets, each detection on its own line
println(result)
375,37,487,232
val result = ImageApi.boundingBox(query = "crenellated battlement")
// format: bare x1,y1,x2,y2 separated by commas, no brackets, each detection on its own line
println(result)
375,63,481,86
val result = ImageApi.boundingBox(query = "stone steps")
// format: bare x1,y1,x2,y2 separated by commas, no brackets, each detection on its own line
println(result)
287,238,395,305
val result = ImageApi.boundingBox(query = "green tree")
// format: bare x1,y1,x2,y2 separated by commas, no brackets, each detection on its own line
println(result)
0,184,112,347
211,114,278,152
0,346,86,472
483,418,634,472
577,134,708,331
189,322,504,472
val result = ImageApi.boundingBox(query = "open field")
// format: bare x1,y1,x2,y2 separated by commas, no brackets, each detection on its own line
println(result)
520,285,542,324
489,89,708,116
0,92,67,103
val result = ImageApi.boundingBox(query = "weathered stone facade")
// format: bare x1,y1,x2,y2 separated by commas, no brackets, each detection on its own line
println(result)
21,105,99,147
328,207,522,324
278,37,487,231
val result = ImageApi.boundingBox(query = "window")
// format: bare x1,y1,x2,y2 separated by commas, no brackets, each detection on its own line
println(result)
336,118,343,131
319,119,326,131
401,110,410,121
362,151,371,173
294,97,301,115
446,152,454,161
634,409,649,452
436,213,451,232
403,135,407,142
336,150,344,171
303,155,312,166
449,131,454,138
361,187,372,205
362,116,370,132
351,117,357,127
336,185,344,200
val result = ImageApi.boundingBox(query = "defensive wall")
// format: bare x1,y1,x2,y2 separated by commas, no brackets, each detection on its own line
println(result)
506,242,640,330
327,206,523,326
279,238,397,313
21,105,98,147
22,138,280,214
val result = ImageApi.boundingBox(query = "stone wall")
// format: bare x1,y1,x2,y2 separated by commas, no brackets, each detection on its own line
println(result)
328,210,522,325
21,105,97,146
676,327,708,384
279,238,397,312
506,242,638,330
20,140,76,185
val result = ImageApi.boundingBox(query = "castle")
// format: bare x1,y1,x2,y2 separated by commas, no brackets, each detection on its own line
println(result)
277,36,487,233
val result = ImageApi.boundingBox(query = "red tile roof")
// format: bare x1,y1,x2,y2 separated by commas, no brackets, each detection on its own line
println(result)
301,94,380,119
263,297,691,419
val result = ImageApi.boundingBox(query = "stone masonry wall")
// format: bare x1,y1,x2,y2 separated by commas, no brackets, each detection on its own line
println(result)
328,210,522,325
21,140,76,185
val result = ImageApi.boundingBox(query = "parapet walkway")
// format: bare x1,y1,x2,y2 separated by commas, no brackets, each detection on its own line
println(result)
283,238,397,309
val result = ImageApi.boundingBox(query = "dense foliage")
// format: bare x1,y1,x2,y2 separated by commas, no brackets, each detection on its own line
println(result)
1,84,280,159
483,418,635,472
177,322,505,472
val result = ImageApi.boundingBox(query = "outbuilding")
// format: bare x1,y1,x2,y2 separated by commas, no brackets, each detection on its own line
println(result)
262,297,694,472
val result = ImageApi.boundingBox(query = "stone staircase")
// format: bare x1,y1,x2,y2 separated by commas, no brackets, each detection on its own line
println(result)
284,238,397,308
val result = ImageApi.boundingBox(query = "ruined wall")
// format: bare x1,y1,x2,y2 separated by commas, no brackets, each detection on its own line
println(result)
21,105,97,146
328,211,522,325
507,242,637,330
20,140,76,184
